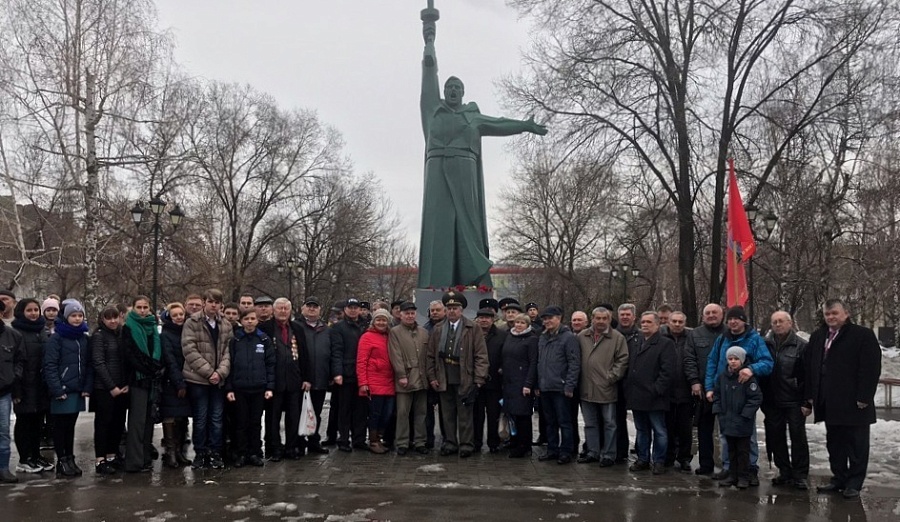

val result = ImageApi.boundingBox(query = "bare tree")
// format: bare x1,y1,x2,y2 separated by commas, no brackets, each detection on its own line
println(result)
505,0,895,322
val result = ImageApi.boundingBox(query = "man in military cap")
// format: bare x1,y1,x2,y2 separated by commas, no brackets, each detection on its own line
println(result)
526,303,544,334
474,307,506,453
427,291,489,457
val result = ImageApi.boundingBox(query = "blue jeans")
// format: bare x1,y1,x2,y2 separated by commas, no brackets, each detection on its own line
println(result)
0,393,10,469
719,416,759,470
189,383,225,454
632,410,668,464
581,401,617,461
542,391,574,457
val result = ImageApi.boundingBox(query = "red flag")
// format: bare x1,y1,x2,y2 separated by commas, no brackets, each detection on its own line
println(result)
726,158,756,307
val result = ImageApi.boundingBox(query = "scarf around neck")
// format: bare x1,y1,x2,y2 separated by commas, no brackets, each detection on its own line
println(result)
12,314,46,333
56,317,89,339
126,310,161,365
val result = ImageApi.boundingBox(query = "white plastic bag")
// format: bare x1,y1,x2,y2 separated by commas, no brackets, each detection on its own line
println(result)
298,390,318,437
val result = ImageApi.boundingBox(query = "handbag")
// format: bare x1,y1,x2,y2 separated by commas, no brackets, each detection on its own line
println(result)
498,413,510,439
298,390,318,436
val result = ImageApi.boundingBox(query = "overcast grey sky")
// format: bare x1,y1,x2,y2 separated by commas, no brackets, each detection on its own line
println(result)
154,0,533,249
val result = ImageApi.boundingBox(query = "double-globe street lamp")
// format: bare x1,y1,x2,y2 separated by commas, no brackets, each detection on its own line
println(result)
276,257,301,306
131,196,185,314
744,205,777,329
611,263,641,305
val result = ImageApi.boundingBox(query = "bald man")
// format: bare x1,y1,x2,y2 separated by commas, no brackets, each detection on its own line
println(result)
684,303,725,475
761,311,810,490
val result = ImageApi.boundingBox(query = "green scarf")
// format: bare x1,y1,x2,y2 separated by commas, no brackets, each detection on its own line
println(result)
126,309,161,379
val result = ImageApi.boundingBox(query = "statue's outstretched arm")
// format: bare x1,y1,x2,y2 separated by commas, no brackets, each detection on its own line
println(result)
420,23,441,139
477,114,548,137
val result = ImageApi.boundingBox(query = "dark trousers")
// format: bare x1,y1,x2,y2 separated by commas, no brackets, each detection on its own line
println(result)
762,404,809,479
825,423,870,490
325,387,339,442
338,379,368,445
93,390,129,458
439,385,475,451
666,401,694,465
473,388,502,450
425,389,445,447
542,391,574,457
51,413,78,459
368,395,396,431
234,391,265,457
511,414,533,451
223,397,238,458
726,435,751,481
299,389,327,447
536,396,548,443
125,385,154,470
615,381,629,459
267,389,300,454
14,411,44,461
695,404,716,471
570,393,581,451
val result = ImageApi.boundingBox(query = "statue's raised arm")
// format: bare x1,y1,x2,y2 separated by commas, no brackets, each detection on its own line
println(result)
420,0,441,138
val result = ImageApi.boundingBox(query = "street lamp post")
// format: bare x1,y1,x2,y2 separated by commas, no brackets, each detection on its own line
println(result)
611,264,641,305
131,197,185,314
744,205,777,329
287,257,296,305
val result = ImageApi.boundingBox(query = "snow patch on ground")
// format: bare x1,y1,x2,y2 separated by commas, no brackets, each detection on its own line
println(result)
416,464,445,473
807,419,900,487
324,508,376,522
529,486,573,496
144,512,177,522
556,514,580,520
224,496,261,513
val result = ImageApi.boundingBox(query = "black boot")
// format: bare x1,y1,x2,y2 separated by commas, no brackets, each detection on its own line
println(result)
162,422,180,469
68,456,83,476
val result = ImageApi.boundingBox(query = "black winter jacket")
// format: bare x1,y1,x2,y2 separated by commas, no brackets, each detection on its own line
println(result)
761,331,807,407
11,322,49,413
0,324,25,397
226,328,276,392
684,323,726,391
804,322,881,426
121,324,165,387
262,319,307,392
91,325,130,391
331,317,367,380
713,366,762,437
483,325,507,391
625,332,675,411
299,319,341,389
665,329,693,404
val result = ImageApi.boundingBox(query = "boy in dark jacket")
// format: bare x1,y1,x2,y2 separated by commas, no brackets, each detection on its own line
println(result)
713,346,762,489
226,309,276,467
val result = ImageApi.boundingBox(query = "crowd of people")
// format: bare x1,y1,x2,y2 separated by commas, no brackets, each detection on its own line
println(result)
0,288,883,499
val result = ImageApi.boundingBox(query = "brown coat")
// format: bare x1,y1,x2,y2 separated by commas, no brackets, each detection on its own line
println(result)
426,316,488,397
181,312,233,385
578,327,629,404
388,323,429,392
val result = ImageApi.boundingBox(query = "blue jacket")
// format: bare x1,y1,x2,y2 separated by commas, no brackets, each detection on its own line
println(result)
43,333,93,398
226,328,276,392
712,366,762,437
537,326,581,394
704,328,773,392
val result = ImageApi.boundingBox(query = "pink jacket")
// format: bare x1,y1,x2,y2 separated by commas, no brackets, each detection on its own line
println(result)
357,329,395,396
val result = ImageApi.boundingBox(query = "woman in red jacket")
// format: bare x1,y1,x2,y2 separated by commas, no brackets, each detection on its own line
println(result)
357,308,395,454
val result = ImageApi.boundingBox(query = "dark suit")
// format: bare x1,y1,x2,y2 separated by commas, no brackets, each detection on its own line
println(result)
804,322,881,491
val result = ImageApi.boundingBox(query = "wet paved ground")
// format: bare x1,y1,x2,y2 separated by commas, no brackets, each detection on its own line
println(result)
3,410,900,521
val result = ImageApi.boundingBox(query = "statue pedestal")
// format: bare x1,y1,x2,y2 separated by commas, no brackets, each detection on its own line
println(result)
415,287,493,324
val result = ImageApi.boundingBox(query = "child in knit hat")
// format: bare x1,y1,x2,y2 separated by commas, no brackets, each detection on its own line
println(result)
712,345,762,489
